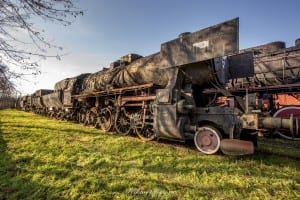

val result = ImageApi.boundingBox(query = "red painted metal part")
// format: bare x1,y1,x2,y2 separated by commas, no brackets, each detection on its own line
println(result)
273,106,300,118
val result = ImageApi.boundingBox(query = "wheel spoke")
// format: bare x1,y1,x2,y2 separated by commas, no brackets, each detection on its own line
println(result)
114,109,131,135
97,107,113,131
133,109,155,141
136,126,155,141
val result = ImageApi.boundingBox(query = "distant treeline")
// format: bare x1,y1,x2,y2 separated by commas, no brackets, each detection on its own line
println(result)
0,96,16,109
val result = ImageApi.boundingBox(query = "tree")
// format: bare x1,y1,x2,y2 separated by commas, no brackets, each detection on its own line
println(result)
0,0,83,96
0,64,15,96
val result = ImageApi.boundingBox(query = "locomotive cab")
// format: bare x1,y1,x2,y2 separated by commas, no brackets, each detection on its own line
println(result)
153,54,255,155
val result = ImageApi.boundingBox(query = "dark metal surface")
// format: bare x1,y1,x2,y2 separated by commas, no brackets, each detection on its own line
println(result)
31,89,53,109
228,44,300,89
63,90,73,107
74,83,155,98
153,104,186,140
81,53,169,93
160,18,239,68
54,73,91,92
33,89,53,97
228,52,254,79
32,97,43,108
240,41,286,55
213,53,254,84
42,91,63,108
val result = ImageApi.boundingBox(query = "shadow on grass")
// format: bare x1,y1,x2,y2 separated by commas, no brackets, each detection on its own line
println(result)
0,122,67,200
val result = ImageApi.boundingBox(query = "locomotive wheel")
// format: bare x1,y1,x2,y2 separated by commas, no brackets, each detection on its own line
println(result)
194,126,221,154
78,113,86,124
114,109,131,135
83,115,89,126
98,107,113,131
89,111,97,126
57,112,61,120
84,111,92,126
135,126,156,141
133,108,155,141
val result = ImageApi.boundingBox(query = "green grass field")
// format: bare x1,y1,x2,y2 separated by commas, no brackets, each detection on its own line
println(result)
0,109,299,199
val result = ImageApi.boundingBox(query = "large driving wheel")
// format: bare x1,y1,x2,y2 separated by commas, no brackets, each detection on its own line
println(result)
194,126,221,154
114,109,131,135
133,109,155,141
97,107,114,131
136,125,156,141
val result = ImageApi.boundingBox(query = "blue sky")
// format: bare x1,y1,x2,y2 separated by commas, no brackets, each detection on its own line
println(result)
17,0,300,94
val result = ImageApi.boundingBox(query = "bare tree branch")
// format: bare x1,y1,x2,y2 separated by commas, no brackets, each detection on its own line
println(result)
0,0,83,96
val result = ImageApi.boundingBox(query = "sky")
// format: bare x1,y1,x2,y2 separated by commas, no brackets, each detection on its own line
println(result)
14,0,300,95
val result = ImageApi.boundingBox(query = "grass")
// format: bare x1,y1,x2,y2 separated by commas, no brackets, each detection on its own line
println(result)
0,109,299,200
257,137,300,159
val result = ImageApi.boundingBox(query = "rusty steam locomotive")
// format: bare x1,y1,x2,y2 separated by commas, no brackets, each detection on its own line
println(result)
17,18,300,155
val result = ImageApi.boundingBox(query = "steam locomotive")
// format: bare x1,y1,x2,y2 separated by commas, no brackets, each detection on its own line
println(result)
17,18,300,155
223,38,300,140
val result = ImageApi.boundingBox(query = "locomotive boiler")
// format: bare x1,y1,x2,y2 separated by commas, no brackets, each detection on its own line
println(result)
19,18,300,155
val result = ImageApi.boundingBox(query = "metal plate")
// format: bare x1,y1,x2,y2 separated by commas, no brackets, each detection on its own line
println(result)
160,18,239,68
228,52,254,79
